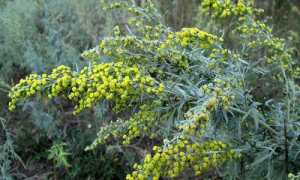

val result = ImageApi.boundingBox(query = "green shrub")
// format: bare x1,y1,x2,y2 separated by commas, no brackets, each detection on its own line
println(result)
0,0,128,179
3,0,300,179
0,0,110,83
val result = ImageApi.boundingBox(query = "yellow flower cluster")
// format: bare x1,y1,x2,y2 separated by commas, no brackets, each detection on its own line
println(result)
235,17,293,72
213,78,234,109
49,66,73,98
9,62,164,114
82,26,223,70
8,65,71,111
86,102,161,150
69,62,164,114
201,0,255,18
201,0,298,77
179,79,234,137
248,37,291,68
99,36,138,57
236,20,272,35
123,103,159,145
97,0,166,66
82,35,160,65
124,78,236,179
158,28,221,68
126,139,238,179
202,0,295,75
180,95,216,137
101,1,128,11
161,28,220,49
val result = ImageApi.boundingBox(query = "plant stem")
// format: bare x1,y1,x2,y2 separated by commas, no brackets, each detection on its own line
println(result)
281,65,289,178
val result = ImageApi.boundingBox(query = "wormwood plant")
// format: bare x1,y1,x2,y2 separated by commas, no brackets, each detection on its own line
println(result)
7,0,300,179
0,0,110,82
0,117,23,180
197,0,300,179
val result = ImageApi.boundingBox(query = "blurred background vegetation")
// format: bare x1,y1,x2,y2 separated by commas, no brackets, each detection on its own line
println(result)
0,0,299,179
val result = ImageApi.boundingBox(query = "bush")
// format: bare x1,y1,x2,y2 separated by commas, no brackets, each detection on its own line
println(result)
0,0,128,179
0,0,110,83
3,0,300,179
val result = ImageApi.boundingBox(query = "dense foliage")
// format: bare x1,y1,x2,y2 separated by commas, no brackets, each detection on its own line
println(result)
1,0,300,179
